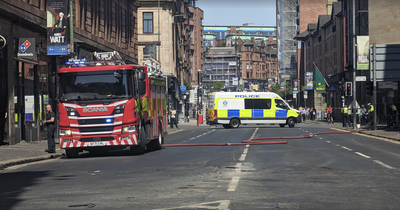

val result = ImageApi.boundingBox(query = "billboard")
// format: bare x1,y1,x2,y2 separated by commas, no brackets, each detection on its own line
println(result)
306,72,313,90
357,36,369,70
370,44,400,82
47,0,69,55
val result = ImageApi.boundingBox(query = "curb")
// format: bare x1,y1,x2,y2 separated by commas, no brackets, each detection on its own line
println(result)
0,153,63,171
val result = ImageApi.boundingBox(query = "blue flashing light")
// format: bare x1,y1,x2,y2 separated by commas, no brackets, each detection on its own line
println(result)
106,119,112,123
73,61,80,65
66,61,71,65
79,61,86,64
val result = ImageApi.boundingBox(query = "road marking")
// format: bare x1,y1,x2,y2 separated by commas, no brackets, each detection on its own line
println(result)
153,200,230,210
373,160,395,169
227,176,240,191
341,146,353,151
239,154,246,161
355,133,400,145
250,128,259,139
327,141,331,143
355,152,371,159
235,163,242,172
336,144,340,146
245,145,249,148
243,148,248,154
319,137,323,139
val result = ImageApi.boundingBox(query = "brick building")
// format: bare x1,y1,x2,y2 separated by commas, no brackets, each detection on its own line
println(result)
0,0,138,145
188,1,204,86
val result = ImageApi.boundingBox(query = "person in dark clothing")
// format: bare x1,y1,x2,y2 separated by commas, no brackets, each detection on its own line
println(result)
192,108,196,119
54,12,67,33
170,107,179,129
43,104,56,153
184,109,189,123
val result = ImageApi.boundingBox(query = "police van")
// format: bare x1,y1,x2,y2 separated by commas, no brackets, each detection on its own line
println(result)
206,92,301,128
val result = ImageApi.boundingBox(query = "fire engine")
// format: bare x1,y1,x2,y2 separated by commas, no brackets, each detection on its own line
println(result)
58,51,168,158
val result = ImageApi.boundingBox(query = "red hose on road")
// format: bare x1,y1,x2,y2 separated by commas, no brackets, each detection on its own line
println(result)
249,129,370,141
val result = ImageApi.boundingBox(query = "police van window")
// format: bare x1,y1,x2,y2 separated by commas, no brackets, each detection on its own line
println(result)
245,99,271,109
254,99,271,109
275,99,288,109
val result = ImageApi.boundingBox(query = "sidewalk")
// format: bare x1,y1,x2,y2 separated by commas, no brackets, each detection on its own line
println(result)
0,139,62,170
303,119,400,141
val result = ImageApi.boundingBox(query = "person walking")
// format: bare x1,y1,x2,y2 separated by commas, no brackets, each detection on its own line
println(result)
327,105,333,124
361,105,367,125
313,107,317,121
43,104,56,153
170,107,179,129
184,109,189,123
301,107,307,122
192,108,196,119
343,106,348,128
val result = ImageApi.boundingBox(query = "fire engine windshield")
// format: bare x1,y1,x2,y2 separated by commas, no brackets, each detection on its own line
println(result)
59,70,133,101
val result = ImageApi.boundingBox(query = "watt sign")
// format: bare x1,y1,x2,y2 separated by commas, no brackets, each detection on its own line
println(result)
370,44,400,82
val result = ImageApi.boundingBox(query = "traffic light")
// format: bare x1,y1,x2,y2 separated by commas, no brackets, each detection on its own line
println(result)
346,82,352,96
366,81,373,95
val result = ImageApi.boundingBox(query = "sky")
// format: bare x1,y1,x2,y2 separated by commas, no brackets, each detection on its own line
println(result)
196,0,276,26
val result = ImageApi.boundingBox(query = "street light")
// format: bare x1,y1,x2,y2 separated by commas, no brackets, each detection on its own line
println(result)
197,69,202,126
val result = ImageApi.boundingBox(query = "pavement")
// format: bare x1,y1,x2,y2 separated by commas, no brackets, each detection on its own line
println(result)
1,117,398,170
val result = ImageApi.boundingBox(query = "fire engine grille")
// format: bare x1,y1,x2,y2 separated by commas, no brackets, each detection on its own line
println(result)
78,118,114,125
80,137,114,142
79,126,114,133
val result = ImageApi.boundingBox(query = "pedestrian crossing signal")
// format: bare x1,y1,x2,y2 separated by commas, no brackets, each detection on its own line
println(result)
346,82,352,96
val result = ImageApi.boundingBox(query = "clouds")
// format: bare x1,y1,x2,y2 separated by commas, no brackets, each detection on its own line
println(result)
196,0,276,26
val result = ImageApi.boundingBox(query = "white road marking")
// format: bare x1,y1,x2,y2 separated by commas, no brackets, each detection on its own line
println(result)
239,154,247,161
227,176,240,191
327,141,331,143
336,144,340,146
319,137,323,139
245,145,249,148
243,148,248,154
373,160,395,169
250,128,259,139
235,163,242,172
341,146,353,151
355,152,371,159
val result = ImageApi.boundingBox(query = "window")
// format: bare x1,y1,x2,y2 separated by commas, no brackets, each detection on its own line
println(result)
244,99,271,109
246,64,249,69
275,99,288,109
143,12,153,33
246,55,249,60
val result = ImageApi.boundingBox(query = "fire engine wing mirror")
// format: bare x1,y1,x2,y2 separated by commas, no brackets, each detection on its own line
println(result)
138,72,145,81
139,81,146,95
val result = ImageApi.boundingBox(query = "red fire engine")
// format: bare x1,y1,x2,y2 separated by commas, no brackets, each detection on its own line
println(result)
58,52,168,158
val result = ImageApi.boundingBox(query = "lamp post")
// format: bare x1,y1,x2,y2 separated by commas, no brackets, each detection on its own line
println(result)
197,69,202,126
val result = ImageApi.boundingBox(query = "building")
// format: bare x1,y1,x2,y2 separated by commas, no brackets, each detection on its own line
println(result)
203,47,239,91
369,0,400,44
0,0,138,145
188,0,204,86
137,0,191,110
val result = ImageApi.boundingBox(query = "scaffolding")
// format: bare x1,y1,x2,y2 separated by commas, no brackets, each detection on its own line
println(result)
278,0,298,79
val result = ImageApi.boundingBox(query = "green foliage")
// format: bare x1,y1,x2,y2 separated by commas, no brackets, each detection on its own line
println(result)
269,82,293,98
213,81,224,89
183,80,191,91
216,42,226,47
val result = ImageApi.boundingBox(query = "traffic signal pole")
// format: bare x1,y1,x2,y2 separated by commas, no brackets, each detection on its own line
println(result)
352,0,357,130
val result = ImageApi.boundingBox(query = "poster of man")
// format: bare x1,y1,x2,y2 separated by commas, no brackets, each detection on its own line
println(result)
306,72,313,90
47,0,68,55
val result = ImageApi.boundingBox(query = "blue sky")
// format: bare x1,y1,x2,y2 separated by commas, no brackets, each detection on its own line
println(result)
196,0,276,26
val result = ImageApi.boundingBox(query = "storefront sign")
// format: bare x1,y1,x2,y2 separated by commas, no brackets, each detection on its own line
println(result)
0,35,6,50
47,0,69,55
17,38,37,61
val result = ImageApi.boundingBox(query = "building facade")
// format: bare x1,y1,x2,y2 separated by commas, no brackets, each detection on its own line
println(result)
188,1,204,86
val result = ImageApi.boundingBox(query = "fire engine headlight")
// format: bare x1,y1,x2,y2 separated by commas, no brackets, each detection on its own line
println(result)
60,129,72,137
122,125,136,134
113,104,125,114
66,108,78,116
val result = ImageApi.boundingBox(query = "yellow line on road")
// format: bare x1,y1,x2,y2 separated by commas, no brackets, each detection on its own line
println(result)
329,128,400,145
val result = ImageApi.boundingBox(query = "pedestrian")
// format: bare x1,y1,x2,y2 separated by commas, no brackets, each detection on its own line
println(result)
313,107,317,120
43,104,56,153
192,108,196,119
170,107,179,129
360,105,367,125
301,107,307,122
342,106,348,128
327,105,332,124
331,109,335,124
184,109,189,123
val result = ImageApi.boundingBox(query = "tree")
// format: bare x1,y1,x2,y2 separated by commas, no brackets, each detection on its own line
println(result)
183,80,191,91
213,81,224,89
269,82,293,98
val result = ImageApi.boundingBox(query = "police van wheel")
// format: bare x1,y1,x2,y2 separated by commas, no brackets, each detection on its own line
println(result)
279,124,285,127
288,118,296,128
222,124,231,129
65,149,79,158
230,118,240,128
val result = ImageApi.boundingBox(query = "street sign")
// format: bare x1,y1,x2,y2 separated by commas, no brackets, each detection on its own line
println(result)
180,85,186,92
356,76,366,81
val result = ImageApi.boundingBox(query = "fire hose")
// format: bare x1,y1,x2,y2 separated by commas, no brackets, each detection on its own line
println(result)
162,129,370,147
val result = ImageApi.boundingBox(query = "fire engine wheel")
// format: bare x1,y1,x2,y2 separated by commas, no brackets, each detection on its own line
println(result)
222,124,231,129
131,126,146,155
65,148,79,158
229,118,240,128
288,118,296,128
151,124,163,150
279,124,285,127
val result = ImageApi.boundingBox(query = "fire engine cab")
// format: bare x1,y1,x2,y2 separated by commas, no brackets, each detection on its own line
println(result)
58,51,168,158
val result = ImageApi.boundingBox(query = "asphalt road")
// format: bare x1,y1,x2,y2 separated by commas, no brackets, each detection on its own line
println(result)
1,122,400,210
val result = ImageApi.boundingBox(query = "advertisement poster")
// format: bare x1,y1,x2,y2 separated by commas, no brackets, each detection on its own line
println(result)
357,36,369,70
47,0,68,55
292,79,298,93
306,72,313,90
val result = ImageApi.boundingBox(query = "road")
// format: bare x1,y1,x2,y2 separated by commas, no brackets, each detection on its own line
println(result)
1,122,400,210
